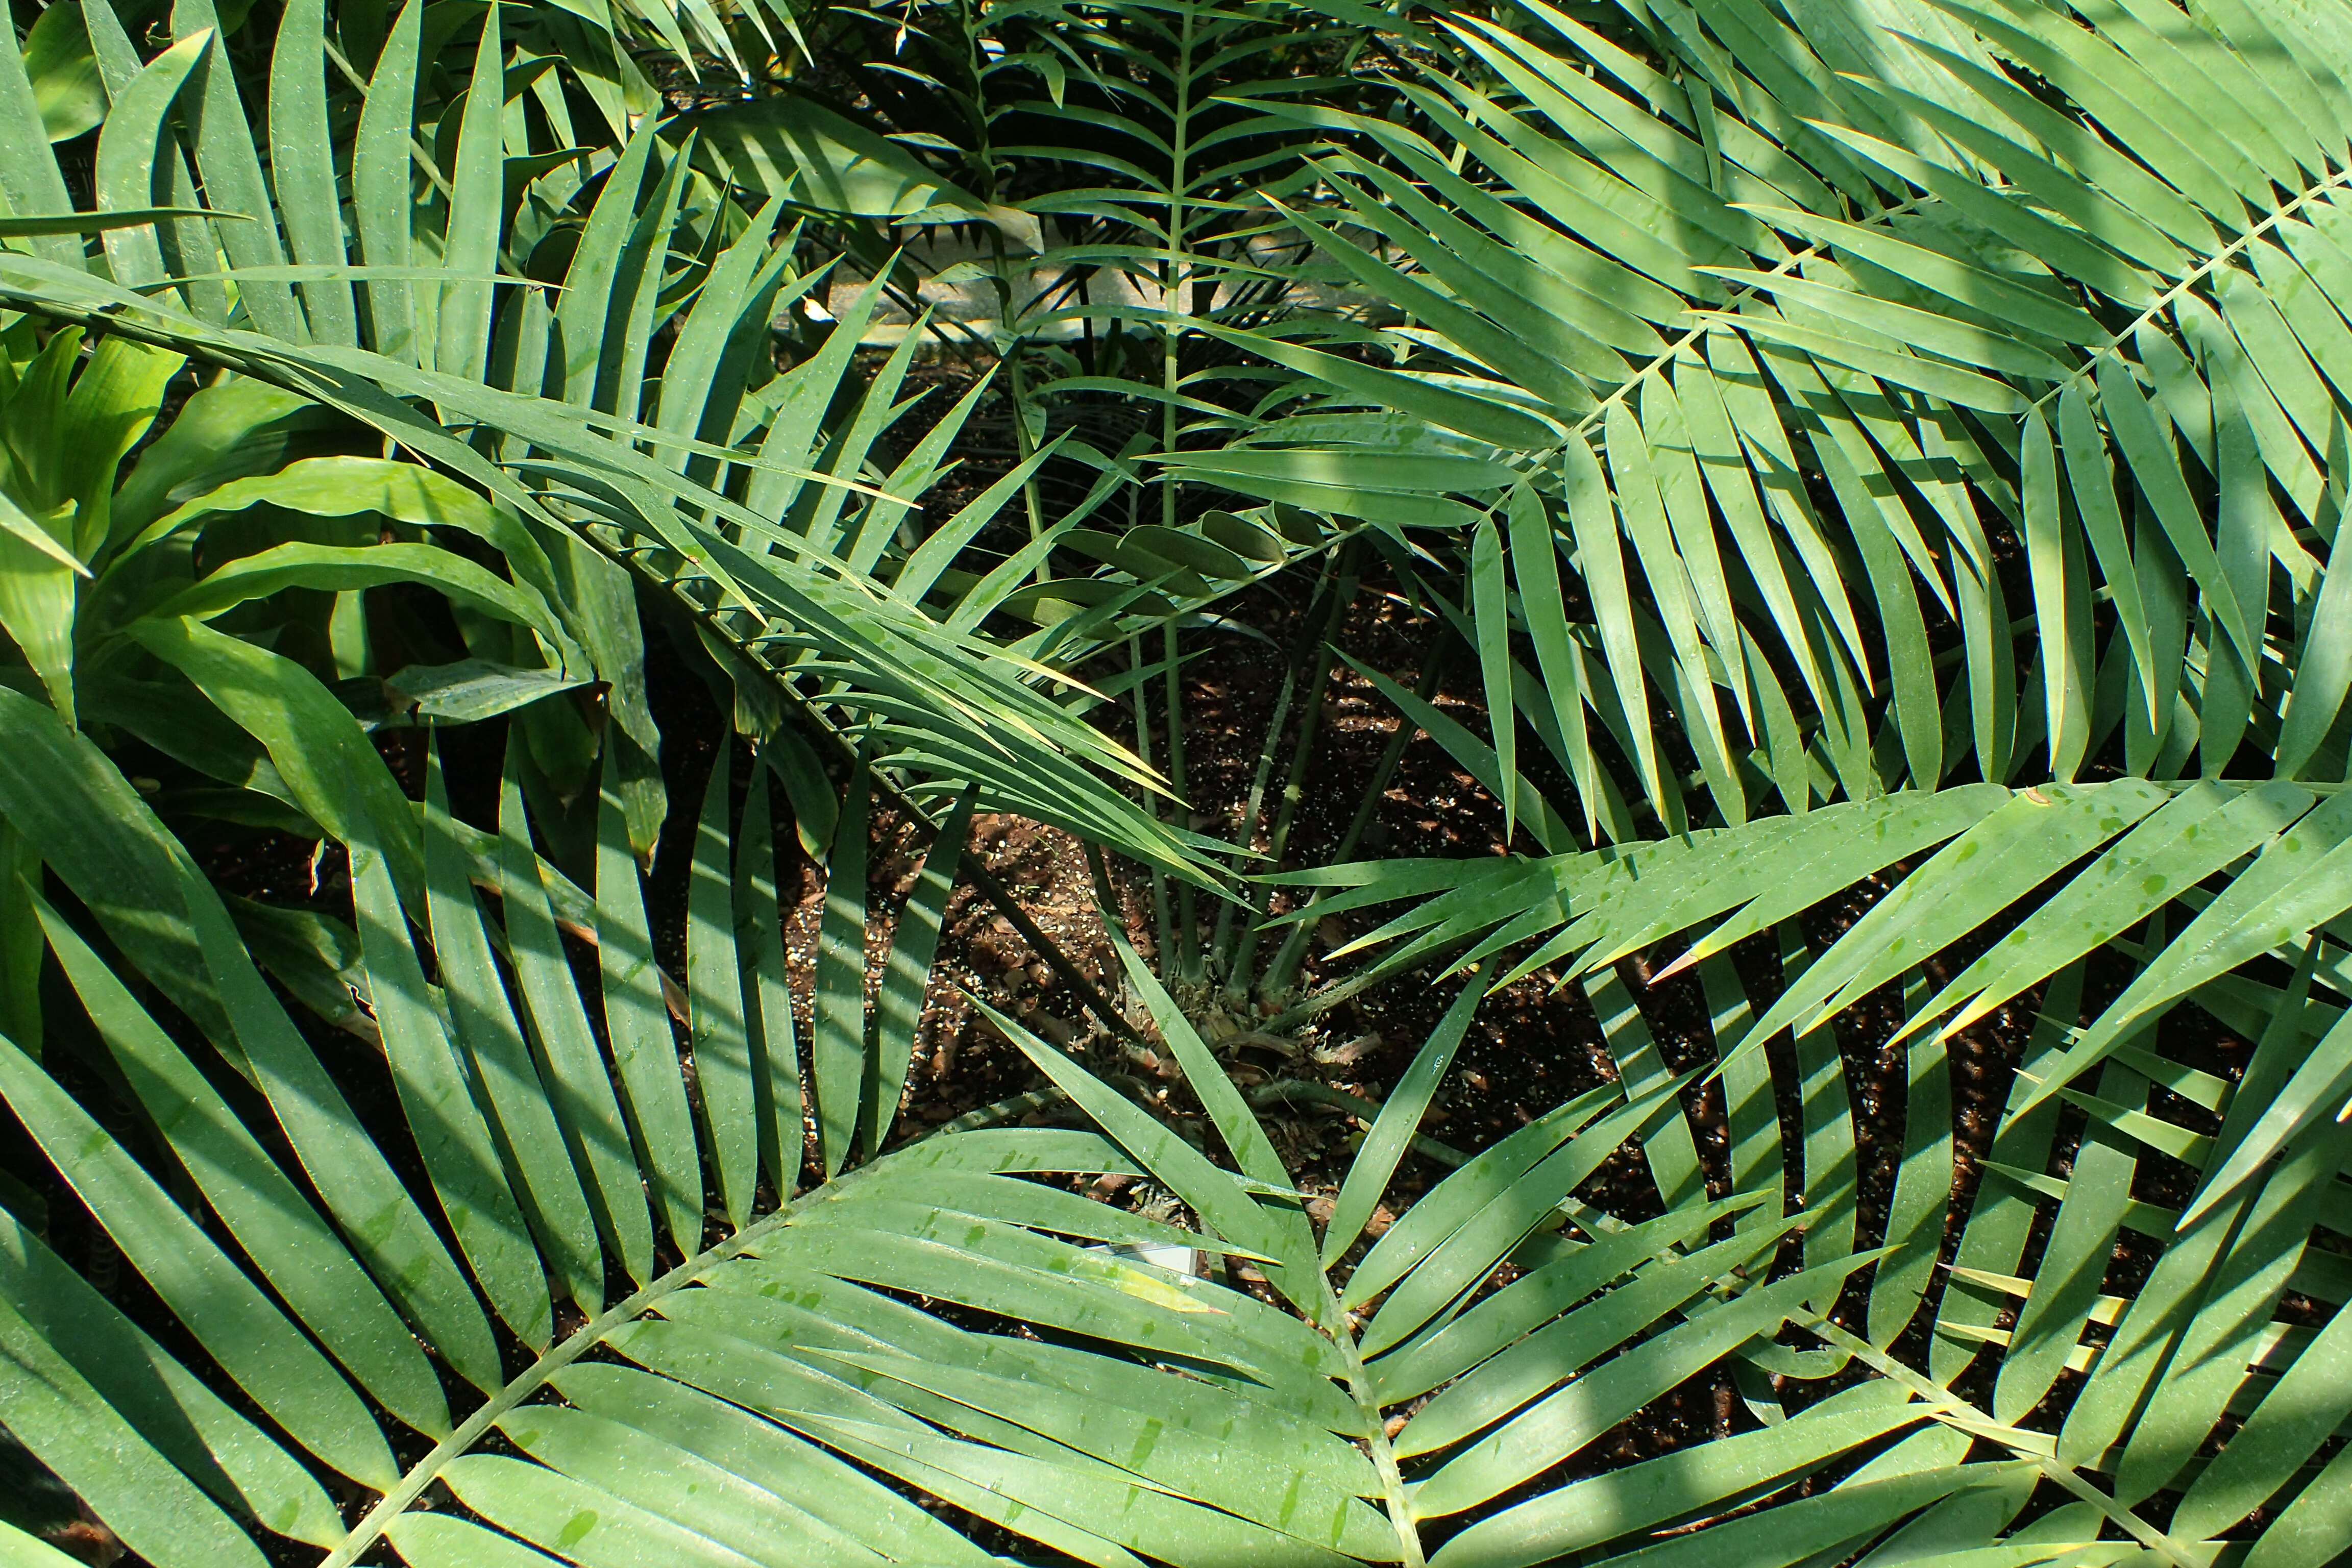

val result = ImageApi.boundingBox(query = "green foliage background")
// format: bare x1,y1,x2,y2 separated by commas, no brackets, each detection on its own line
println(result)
1,0,2351,1562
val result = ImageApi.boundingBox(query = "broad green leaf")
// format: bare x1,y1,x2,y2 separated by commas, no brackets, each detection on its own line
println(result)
810,1346,1396,1558
868,789,971,1153
2056,1161,2255,1472
382,1514,568,1568
1708,311,2028,412
2117,1119,2351,1503
183,849,494,1413
1560,432,1663,811
1281,191,1608,412
549,120,658,403
1373,1194,1768,1404
595,125,692,427
812,765,869,1178
656,196,793,472
1868,988,1949,1348
435,1,505,382
425,744,603,1315
149,540,570,647
1410,1253,1882,1518
1940,0,2258,208
734,760,803,1196
1743,204,2106,343
1398,1223,1794,1458
1204,324,1558,450
2095,353,2259,675
1606,396,1743,818
128,616,426,916
2245,1437,2352,1568
385,659,585,724
1567,1464,2021,1568
352,0,421,363
1736,781,2170,1061
52,333,180,558
124,454,566,611
2175,1270,2352,1537
496,1404,886,1567
552,529,664,856
0,1030,393,1487
266,0,355,345
2034,791,2352,1107
352,836,550,1356
1360,1081,1687,1354
0,687,235,1038
104,377,314,548
2057,381,2157,727
798,1416,1153,1567
551,1363,998,1567
2278,414,2352,779
89,32,208,289
982,1000,1292,1266
0,488,86,580
168,0,300,337
35,898,455,1425
499,734,653,1284
1994,1064,2140,1424
801,1403,1360,1568
7,699,489,1415
1469,514,1517,843
598,763,703,1255
1426,1388,1923,1568
440,1453,769,1567
1651,787,2011,980
0,8,78,266
685,740,764,1219
1325,977,1483,1265
1503,485,1604,836
1906,782,2312,1047
0,1289,266,1568
693,96,991,218
1345,1084,1619,1311
0,496,77,721
0,1204,340,1548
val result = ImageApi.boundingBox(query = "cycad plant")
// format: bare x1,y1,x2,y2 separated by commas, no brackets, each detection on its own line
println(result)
0,0,1222,876
1214,0,2352,1555
6,0,2352,1562
0,677,2048,1568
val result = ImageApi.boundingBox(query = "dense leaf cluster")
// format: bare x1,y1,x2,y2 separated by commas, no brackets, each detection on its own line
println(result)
1,0,2350,1563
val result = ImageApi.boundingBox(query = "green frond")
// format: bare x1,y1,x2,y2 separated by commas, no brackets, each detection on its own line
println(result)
6,0,2352,1561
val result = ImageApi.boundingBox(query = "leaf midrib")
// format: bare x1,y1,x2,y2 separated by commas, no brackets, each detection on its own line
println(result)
318,1199,805,1566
